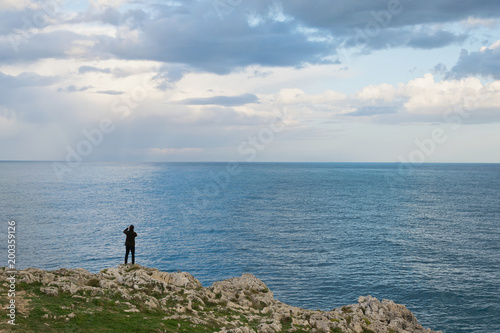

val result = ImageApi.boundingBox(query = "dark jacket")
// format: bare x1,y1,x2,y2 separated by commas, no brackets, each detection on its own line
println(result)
123,228,137,247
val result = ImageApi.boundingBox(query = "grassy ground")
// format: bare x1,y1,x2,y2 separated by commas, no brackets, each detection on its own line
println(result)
0,281,219,333
0,280,316,333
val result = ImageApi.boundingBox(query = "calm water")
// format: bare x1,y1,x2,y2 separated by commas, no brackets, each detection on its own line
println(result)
1,162,499,332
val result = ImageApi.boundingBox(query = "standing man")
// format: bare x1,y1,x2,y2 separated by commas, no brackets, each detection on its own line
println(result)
123,225,137,264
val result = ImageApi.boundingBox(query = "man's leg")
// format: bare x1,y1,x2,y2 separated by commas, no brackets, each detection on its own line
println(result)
125,246,130,264
131,247,135,264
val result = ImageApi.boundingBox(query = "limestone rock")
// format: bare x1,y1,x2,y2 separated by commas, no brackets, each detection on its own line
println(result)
0,265,442,333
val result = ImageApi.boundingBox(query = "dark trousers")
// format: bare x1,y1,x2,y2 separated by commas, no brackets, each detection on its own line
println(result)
125,246,135,264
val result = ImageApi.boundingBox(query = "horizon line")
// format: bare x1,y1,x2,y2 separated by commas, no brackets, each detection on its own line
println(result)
1,160,500,164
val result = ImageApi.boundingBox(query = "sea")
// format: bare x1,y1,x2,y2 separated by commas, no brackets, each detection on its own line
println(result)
0,162,499,333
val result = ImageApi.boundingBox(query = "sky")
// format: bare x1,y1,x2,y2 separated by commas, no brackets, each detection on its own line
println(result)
1,0,500,163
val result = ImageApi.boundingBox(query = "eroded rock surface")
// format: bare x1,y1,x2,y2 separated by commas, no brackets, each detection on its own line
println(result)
0,265,442,333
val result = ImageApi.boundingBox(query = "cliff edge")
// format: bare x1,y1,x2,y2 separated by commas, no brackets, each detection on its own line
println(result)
0,265,441,333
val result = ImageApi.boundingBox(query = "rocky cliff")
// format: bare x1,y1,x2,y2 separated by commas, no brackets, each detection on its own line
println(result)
0,265,441,333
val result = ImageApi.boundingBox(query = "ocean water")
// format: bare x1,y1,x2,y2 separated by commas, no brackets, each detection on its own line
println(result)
1,162,499,332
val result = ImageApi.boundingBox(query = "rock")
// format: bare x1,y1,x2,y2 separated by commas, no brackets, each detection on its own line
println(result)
123,307,140,313
0,265,443,333
144,297,160,309
257,323,276,333
40,286,58,296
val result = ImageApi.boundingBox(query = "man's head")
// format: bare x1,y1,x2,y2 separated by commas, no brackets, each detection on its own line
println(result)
129,225,134,231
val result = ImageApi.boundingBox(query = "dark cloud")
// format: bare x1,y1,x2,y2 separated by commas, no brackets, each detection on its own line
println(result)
71,6,149,28
95,7,334,74
433,63,447,74
0,0,499,75
448,47,500,79
283,0,500,31
178,94,259,106
406,30,468,49
57,85,92,93
91,0,500,73
153,65,189,90
344,27,467,50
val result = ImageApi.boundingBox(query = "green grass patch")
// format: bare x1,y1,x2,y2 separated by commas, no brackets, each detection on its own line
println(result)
341,306,353,313
0,281,220,333
86,278,100,287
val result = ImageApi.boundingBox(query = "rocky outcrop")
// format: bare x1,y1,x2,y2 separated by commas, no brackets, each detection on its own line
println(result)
0,265,441,333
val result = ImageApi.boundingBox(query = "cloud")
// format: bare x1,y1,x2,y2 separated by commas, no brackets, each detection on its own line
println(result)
0,0,498,75
364,74,500,123
1,0,500,163
89,0,496,73
96,18,334,74
346,106,399,117
406,30,468,49
0,30,85,62
58,85,92,93
448,41,500,79
0,0,38,12
433,63,447,74
178,94,260,106
0,71,57,88
73,5,149,28
78,66,111,74
265,74,500,124
356,84,397,102
343,27,467,51
283,0,500,31
96,90,124,95
462,17,498,28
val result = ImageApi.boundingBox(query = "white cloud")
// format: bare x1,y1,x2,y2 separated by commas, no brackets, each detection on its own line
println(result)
462,17,498,28
88,0,129,10
0,0,38,11
255,74,500,123
356,83,397,102
402,74,493,114
479,39,500,52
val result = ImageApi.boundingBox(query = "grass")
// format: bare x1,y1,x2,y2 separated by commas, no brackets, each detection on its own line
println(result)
0,269,406,333
0,281,219,333
86,278,100,287
341,306,353,314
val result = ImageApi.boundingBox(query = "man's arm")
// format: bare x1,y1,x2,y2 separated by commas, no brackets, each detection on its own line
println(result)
123,228,129,234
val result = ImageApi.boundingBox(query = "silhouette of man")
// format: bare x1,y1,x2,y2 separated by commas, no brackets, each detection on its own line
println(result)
123,225,137,264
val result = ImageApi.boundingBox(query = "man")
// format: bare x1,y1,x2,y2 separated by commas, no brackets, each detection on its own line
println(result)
123,225,137,264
